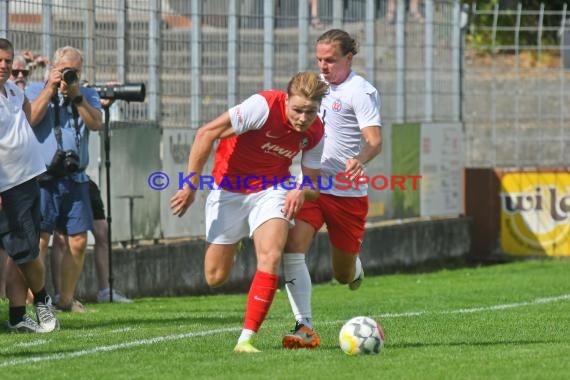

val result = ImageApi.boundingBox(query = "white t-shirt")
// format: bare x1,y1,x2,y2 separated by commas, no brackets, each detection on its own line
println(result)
319,71,382,197
0,81,46,193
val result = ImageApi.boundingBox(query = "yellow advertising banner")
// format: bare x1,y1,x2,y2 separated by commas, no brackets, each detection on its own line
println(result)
500,172,570,256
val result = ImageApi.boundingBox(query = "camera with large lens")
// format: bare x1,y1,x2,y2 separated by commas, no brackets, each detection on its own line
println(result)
93,83,146,102
46,149,81,177
62,69,78,84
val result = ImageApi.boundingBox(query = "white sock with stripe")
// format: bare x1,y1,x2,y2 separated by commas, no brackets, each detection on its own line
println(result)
283,253,313,328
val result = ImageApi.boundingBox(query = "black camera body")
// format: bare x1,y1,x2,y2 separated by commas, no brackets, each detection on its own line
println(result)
93,83,146,102
62,69,78,84
46,149,81,177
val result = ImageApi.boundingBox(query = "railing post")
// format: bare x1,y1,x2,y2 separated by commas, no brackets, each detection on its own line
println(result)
190,0,202,129
228,0,239,107
148,0,161,122
263,0,275,90
0,0,8,37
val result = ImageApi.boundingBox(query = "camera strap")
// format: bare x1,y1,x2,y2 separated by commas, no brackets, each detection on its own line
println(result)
51,95,64,150
51,95,81,152
70,103,81,151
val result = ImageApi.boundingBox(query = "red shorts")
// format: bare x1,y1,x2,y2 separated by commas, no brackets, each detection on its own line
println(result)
296,193,368,253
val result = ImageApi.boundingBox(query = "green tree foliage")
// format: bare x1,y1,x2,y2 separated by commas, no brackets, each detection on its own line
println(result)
463,0,568,49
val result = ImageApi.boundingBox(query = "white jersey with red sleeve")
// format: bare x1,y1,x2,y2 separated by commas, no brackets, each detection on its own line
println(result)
212,90,324,193
319,71,382,197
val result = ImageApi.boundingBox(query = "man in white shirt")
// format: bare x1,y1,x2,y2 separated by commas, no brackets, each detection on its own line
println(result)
0,38,59,333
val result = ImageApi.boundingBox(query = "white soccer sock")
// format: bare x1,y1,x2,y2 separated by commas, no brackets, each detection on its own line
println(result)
283,253,313,328
352,256,363,282
237,329,256,344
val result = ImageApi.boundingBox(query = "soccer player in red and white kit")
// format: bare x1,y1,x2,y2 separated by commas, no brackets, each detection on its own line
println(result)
170,72,329,353
281,29,383,349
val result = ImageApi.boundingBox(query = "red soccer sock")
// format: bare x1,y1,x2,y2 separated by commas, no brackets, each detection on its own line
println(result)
243,270,279,332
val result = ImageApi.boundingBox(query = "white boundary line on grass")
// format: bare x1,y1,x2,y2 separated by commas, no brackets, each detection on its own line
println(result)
0,327,240,368
1,293,569,367
377,294,570,318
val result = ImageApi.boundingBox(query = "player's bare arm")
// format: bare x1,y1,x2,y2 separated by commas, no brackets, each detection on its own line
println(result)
170,112,233,217
282,166,320,220
346,125,382,179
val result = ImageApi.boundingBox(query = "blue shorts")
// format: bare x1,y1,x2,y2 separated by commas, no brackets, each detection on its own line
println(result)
0,178,41,264
40,178,93,235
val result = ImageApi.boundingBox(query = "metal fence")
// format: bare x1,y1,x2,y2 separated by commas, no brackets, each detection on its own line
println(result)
1,0,462,128
1,0,463,240
463,2,570,168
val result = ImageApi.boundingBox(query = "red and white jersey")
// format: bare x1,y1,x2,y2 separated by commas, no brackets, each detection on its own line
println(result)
319,71,382,197
212,90,324,193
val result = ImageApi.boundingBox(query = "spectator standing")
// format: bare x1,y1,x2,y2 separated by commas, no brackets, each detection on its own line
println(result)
26,46,103,312
0,53,39,300
0,38,59,332
387,0,424,24
310,0,324,29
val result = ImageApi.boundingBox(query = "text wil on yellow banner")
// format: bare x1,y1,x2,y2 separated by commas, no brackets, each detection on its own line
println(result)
500,172,570,256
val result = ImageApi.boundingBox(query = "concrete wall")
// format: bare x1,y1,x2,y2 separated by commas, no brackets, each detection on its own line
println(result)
65,216,471,301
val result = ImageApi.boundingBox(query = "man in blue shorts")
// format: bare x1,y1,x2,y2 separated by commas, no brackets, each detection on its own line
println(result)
26,45,103,311
0,38,59,332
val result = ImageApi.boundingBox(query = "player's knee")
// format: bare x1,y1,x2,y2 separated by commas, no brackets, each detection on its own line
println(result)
205,270,229,288
256,250,281,272
285,233,310,252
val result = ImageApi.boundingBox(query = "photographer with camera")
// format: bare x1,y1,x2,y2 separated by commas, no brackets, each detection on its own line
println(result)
48,81,132,305
26,46,103,312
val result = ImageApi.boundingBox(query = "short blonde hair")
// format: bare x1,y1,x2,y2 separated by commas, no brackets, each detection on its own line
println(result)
286,71,329,104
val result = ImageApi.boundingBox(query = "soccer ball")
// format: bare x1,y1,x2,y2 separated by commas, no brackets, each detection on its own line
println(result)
338,316,384,355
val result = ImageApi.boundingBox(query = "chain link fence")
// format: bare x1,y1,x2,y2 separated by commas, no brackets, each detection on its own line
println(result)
1,0,463,240
464,2,570,168
2,0,462,128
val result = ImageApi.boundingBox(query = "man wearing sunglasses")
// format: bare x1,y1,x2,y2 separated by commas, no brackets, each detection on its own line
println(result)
9,55,29,90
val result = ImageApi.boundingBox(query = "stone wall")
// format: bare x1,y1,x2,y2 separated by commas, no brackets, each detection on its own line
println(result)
64,216,472,301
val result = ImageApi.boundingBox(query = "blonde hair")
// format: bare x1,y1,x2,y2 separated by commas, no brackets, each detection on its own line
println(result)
286,71,329,104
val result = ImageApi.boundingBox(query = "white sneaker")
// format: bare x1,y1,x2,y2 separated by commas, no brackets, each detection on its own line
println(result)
97,288,133,303
6,315,48,333
34,295,60,332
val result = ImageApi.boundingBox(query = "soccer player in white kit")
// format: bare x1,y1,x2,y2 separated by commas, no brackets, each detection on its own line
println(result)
170,72,329,353
282,29,383,349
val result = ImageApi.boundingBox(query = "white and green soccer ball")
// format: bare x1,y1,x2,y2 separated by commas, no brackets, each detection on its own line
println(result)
338,316,384,355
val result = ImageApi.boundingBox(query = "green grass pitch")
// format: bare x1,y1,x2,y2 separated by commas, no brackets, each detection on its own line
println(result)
1,259,569,379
